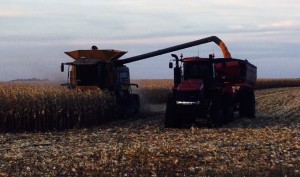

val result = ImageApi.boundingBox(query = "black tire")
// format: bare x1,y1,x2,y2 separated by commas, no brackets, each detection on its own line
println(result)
132,94,140,114
239,88,256,118
165,94,177,128
210,92,224,127
247,89,256,118
176,105,194,129
222,93,234,124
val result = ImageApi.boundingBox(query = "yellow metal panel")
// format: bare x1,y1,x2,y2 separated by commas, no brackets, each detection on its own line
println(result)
70,66,76,86
65,50,127,61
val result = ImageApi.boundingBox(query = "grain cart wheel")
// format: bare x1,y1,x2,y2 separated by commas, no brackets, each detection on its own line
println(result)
222,93,234,124
238,89,247,117
165,94,177,128
245,89,255,118
239,88,256,118
210,92,224,127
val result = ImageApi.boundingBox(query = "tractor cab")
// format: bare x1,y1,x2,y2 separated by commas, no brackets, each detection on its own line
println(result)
182,57,214,89
168,54,215,92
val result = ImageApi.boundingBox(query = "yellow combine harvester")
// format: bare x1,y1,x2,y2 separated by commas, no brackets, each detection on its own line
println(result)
61,46,139,116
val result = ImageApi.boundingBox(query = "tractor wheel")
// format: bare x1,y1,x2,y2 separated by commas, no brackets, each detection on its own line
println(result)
239,88,256,118
176,105,194,129
165,94,177,128
222,93,234,124
210,92,224,127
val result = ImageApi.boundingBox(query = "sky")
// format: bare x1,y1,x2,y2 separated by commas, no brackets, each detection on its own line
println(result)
0,0,300,81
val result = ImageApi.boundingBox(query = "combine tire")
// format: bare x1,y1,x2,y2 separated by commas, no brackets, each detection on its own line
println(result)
132,94,140,114
239,88,255,118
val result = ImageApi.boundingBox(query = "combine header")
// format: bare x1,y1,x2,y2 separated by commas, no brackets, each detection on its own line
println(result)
61,36,257,126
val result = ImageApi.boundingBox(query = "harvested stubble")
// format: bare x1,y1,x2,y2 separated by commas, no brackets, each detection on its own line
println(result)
0,89,299,176
0,83,115,132
0,82,300,176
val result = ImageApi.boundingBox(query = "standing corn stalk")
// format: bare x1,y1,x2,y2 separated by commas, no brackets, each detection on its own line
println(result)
0,83,115,132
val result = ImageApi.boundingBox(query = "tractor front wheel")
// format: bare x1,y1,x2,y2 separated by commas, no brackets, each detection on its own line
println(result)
165,94,178,128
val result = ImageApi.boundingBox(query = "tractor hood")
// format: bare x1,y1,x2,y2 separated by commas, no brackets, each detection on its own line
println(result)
177,79,204,91
65,49,127,61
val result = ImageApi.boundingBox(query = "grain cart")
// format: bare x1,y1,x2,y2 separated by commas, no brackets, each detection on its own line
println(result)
61,36,256,120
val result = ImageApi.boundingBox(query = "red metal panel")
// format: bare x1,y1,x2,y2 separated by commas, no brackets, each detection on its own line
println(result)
177,79,204,91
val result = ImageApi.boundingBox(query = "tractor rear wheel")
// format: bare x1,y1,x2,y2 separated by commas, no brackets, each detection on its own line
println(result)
210,92,224,127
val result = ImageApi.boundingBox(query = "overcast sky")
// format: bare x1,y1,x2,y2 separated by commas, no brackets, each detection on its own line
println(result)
0,0,299,81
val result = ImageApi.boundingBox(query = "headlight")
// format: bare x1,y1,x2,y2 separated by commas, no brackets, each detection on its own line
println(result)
176,101,200,105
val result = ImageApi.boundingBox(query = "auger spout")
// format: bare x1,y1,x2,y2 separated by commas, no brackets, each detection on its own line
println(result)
116,36,231,65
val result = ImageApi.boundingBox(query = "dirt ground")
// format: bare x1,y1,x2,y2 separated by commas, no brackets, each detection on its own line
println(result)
0,88,299,176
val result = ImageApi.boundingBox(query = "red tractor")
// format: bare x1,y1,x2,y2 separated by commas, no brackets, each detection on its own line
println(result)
165,39,256,128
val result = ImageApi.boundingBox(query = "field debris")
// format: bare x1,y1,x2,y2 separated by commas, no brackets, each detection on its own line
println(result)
0,87,300,176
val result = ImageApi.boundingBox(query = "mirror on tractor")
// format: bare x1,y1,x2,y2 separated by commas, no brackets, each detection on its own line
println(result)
61,63,64,72
169,61,173,68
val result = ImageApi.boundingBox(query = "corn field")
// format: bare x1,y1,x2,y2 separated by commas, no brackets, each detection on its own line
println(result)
0,83,115,132
0,80,299,176
1,78,300,132
255,78,300,89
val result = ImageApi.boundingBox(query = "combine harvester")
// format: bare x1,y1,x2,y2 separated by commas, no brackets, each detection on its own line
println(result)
61,36,257,128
